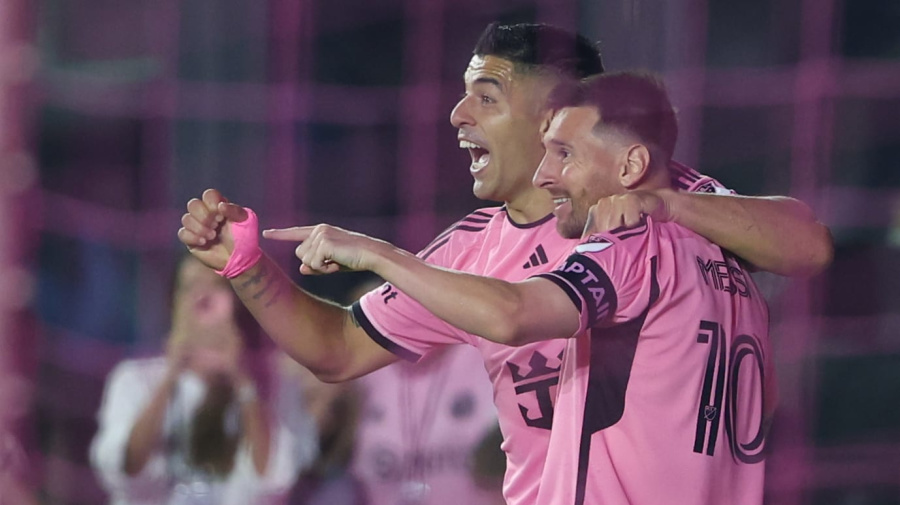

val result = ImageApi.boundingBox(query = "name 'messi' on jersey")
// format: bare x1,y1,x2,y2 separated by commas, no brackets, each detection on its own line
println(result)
695,254,753,298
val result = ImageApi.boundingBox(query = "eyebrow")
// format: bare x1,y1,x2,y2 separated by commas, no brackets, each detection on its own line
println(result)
547,138,572,150
473,76,504,92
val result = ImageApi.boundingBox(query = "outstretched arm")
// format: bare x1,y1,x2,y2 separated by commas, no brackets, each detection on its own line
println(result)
229,255,397,381
265,225,580,347
584,189,833,277
177,190,397,382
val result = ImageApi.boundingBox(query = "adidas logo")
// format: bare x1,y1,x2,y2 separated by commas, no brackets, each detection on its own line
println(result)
522,244,549,269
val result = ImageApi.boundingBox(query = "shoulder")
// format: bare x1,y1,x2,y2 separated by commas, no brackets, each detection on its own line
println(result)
668,161,735,194
578,216,655,253
462,206,506,224
566,218,679,281
444,206,506,235
419,206,505,260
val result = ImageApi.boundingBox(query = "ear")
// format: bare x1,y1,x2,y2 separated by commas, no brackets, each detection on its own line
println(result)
619,144,652,189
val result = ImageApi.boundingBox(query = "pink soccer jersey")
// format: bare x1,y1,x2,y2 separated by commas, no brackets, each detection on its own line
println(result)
533,217,774,505
356,207,571,505
351,345,500,505
354,164,728,505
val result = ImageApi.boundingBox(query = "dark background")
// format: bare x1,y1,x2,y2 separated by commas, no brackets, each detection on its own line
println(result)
1,0,898,503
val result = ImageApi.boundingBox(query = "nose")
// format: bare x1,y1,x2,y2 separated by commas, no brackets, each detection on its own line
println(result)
532,151,557,189
450,95,473,128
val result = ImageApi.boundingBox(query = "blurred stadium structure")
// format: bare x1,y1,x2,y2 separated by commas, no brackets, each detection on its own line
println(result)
1,0,898,503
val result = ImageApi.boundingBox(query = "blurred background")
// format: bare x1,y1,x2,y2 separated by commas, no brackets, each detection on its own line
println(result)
1,0,899,503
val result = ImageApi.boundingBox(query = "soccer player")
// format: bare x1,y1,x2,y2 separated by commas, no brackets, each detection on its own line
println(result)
275,71,774,505
177,23,828,505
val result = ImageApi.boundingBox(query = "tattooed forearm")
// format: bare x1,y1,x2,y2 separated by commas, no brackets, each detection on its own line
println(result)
263,281,285,308
239,263,269,290
251,276,277,300
236,263,287,308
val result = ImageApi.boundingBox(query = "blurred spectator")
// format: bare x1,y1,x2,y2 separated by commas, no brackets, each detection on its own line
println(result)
89,255,317,505
286,275,367,505
347,278,503,505
283,356,364,505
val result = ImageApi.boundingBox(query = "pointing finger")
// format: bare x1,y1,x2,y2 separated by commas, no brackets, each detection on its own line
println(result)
262,226,317,242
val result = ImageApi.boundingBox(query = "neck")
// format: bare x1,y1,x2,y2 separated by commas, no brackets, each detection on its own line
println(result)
633,167,673,193
504,186,555,224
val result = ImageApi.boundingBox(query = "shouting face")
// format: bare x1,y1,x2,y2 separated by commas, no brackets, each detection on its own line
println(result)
450,55,557,206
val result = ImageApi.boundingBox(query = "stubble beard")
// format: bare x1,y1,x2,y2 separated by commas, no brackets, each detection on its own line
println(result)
557,215,584,240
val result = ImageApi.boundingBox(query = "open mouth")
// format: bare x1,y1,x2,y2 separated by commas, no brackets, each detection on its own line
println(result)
460,140,491,171
551,196,572,215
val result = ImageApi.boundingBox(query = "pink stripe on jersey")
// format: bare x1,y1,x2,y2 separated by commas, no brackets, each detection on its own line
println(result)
534,217,773,505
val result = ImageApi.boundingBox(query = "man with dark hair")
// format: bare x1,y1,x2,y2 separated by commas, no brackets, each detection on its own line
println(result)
179,23,827,505
472,22,605,78
278,70,774,505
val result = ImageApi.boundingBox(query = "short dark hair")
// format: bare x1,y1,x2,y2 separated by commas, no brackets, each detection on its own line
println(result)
549,71,678,168
473,22,604,79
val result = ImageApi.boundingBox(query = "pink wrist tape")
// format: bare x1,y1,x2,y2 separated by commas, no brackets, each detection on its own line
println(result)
216,208,263,279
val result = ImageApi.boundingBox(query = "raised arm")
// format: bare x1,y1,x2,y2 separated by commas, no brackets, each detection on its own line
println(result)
584,189,833,277
264,225,580,347
177,190,397,382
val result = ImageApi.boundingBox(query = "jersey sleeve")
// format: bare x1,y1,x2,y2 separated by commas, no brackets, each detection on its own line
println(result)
352,217,492,361
353,209,507,360
353,284,474,362
532,220,657,336
669,160,736,195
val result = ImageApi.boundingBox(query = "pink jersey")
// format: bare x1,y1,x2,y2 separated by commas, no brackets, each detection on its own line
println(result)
355,163,727,505
533,217,774,505
351,345,500,505
356,207,571,505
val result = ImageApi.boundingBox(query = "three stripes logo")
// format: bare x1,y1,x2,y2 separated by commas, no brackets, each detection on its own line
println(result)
522,244,549,269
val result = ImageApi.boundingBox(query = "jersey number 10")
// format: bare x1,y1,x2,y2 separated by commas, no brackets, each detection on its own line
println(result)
692,320,767,464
